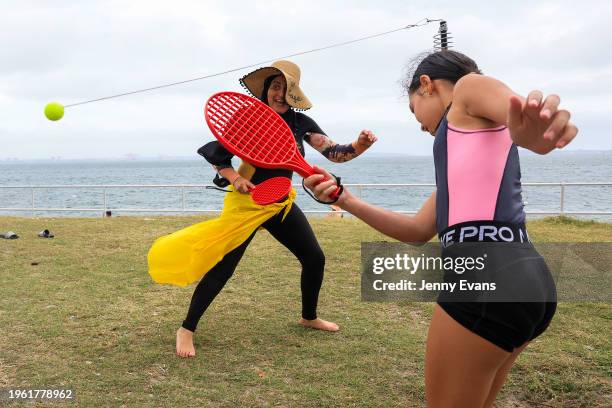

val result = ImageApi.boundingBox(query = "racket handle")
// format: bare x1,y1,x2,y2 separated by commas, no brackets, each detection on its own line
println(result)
315,176,342,200
329,186,342,200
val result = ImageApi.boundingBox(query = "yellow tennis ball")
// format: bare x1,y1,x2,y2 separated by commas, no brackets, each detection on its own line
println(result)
44,102,64,121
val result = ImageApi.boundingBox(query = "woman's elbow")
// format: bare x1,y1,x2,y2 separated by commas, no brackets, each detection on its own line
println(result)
402,237,432,247
400,225,436,246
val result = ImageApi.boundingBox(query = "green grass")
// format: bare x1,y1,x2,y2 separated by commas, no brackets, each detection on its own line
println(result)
0,216,610,407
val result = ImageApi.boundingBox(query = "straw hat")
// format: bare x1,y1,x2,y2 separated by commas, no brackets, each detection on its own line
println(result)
239,60,312,110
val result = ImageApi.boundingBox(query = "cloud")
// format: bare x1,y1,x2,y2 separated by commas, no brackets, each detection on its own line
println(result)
1,0,610,159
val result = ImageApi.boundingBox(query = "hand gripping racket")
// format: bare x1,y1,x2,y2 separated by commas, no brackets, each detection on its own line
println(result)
204,91,341,202
204,176,291,206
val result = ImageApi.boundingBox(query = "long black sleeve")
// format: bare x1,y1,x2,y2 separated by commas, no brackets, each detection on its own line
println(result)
197,141,235,187
197,141,234,170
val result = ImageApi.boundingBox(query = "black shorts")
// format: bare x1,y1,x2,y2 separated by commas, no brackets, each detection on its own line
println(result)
436,228,557,353
438,300,557,353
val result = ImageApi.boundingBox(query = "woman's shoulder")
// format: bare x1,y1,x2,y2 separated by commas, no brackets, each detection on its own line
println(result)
451,73,510,128
293,110,326,136
294,110,318,126
453,73,506,99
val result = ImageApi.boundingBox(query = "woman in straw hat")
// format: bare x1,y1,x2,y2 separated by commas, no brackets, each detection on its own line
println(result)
149,60,377,358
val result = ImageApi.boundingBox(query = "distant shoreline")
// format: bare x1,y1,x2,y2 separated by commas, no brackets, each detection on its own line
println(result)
1,150,611,163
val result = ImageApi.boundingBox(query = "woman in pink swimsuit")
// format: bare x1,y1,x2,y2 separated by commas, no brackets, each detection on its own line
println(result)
305,50,578,407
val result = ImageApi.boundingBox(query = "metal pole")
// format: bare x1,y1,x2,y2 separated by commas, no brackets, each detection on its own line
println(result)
182,188,186,212
439,21,448,49
560,183,565,215
103,189,107,216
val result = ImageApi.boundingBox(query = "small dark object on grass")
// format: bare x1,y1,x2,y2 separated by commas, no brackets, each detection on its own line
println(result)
38,229,54,238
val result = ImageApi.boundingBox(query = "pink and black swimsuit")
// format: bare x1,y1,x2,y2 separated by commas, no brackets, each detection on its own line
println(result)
434,110,529,246
432,109,557,353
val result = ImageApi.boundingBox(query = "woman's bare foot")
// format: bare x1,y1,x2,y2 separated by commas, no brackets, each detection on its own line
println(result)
299,318,340,332
176,327,196,358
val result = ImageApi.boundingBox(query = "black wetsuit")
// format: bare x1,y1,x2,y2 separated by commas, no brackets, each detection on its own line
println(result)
183,109,326,332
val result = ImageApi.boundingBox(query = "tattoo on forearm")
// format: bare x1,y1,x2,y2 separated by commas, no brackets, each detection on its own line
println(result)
323,143,358,162
307,132,361,162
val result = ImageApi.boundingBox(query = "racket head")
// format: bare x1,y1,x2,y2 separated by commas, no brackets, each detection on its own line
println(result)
204,92,314,177
250,177,292,205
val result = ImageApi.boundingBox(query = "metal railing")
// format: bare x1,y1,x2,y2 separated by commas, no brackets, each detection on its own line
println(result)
0,182,611,216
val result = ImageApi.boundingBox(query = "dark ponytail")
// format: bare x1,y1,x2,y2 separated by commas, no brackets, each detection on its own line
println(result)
406,50,482,94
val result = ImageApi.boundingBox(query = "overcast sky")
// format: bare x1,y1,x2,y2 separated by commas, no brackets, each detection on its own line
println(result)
1,0,611,159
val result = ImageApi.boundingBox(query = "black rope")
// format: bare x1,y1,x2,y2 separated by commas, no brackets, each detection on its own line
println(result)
63,18,442,108
205,186,232,193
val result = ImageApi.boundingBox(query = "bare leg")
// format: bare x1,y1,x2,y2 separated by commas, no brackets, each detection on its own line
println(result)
483,344,528,408
425,305,511,408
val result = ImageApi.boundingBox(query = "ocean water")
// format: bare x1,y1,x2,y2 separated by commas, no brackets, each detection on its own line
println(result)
0,151,611,220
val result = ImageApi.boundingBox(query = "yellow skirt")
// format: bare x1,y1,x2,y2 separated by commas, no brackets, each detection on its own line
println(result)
147,187,296,287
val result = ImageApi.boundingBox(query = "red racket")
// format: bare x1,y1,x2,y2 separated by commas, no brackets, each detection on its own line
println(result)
249,176,292,205
205,176,291,205
204,91,341,199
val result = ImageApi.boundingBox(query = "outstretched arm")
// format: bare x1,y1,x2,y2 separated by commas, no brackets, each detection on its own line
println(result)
453,74,578,154
306,130,378,163
305,166,437,244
